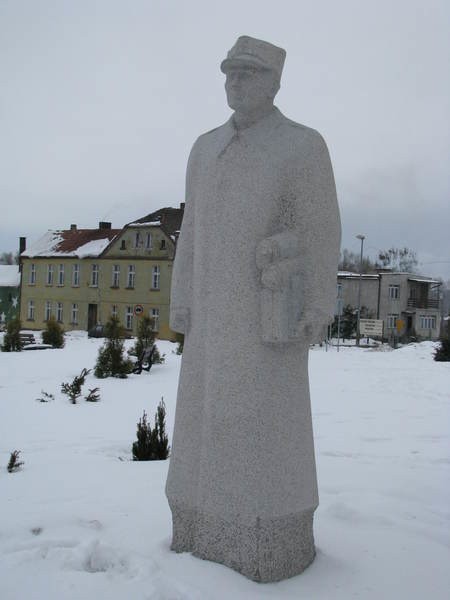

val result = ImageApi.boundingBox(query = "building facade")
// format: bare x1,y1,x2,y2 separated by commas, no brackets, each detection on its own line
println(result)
19,207,184,340
337,271,442,340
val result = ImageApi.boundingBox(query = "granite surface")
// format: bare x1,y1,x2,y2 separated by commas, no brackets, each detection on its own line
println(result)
166,35,341,582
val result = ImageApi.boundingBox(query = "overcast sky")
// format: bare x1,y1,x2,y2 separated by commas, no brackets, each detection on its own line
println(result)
1,0,449,278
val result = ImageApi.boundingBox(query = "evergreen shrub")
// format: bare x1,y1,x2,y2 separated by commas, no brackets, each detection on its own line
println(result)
434,320,450,362
7,450,24,473
61,368,90,403
175,332,184,355
94,317,133,378
434,338,450,361
42,316,65,348
129,316,165,364
2,318,23,352
132,398,170,461
85,387,101,402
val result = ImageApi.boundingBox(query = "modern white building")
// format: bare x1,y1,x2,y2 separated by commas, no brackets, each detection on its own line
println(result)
337,271,441,340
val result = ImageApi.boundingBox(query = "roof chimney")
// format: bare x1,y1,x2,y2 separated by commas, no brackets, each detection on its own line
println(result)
70,224,77,231
99,221,111,230
19,237,26,254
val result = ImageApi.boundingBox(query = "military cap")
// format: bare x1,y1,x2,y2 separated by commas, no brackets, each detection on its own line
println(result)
220,36,286,80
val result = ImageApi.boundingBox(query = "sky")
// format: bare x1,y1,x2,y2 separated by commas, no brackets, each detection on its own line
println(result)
1,0,449,279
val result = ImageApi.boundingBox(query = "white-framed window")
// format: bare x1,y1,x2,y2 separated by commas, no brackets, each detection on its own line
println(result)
91,264,99,287
71,303,78,325
58,264,65,286
112,264,120,287
111,304,118,318
146,232,152,249
387,314,399,329
151,265,160,289
44,300,52,321
46,264,54,285
125,306,133,330
29,263,36,285
150,307,159,331
420,315,436,330
72,263,80,286
127,265,135,288
337,282,343,298
134,232,141,248
27,300,35,320
56,302,63,322
388,285,400,299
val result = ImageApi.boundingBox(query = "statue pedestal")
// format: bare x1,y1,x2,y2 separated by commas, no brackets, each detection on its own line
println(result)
170,501,316,582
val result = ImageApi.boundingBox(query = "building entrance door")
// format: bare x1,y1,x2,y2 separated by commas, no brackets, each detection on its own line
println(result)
88,304,98,330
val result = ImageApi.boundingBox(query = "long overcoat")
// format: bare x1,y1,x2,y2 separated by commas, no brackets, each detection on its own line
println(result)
166,107,341,559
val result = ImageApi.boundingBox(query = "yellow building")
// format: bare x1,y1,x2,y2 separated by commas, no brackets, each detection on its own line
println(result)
19,206,184,340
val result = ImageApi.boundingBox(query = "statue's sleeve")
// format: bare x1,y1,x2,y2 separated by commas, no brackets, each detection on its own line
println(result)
294,130,341,327
169,145,197,334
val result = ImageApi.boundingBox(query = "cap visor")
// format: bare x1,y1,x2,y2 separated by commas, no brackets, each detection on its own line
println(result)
220,56,268,73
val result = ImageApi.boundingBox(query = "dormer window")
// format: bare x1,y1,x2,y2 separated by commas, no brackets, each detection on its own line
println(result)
120,240,126,250
160,239,166,250
134,232,141,248
146,232,152,249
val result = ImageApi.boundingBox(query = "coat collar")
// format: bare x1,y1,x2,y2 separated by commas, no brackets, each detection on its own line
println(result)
217,107,283,156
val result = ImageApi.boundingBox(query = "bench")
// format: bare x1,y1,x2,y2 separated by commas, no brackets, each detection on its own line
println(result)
19,333,36,346
19,332,52,350
132,345,155,374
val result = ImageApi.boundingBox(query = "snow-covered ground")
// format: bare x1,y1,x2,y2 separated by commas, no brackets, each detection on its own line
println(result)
0,333,449,599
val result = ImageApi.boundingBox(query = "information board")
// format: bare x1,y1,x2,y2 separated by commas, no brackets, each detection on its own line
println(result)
360,319,384,337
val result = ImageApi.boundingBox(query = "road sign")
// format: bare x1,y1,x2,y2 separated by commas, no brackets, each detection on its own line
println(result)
134,304,144,316
360,319,383,337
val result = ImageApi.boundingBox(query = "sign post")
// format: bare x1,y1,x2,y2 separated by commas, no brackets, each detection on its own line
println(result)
359,319,384,341
134,305,144,317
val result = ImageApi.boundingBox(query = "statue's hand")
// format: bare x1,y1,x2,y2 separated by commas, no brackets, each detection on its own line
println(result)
261,264,288,290
256,238,279,269
170,307,190,335
256,232,298,270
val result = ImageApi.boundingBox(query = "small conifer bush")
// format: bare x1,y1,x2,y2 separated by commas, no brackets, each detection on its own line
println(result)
7,450,24,473
61,368,91,403
94,317,133,378
434,321,450,362
175,332,184,355
36,390,55,403
42,316,65,348
132,398,170,461
85,387,100,402
129,316,165,364
2,318,23,352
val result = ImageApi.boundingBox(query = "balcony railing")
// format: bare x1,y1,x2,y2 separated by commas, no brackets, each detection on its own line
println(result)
407,298,439,309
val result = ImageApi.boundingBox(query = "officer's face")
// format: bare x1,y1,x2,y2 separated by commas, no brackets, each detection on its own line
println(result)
225,66,278,112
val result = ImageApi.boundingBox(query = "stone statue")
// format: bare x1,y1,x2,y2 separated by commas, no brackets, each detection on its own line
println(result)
166,36,341,582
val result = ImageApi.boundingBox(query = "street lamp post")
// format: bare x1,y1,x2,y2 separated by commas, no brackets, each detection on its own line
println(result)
356,234,365,347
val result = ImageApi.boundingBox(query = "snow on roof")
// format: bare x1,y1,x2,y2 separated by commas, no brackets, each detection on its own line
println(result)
22,228,120,258
21,231,64,257
128,221,162,227
337,271,379,279
0,265,20,287
74,238,113,258
408,277,440,284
